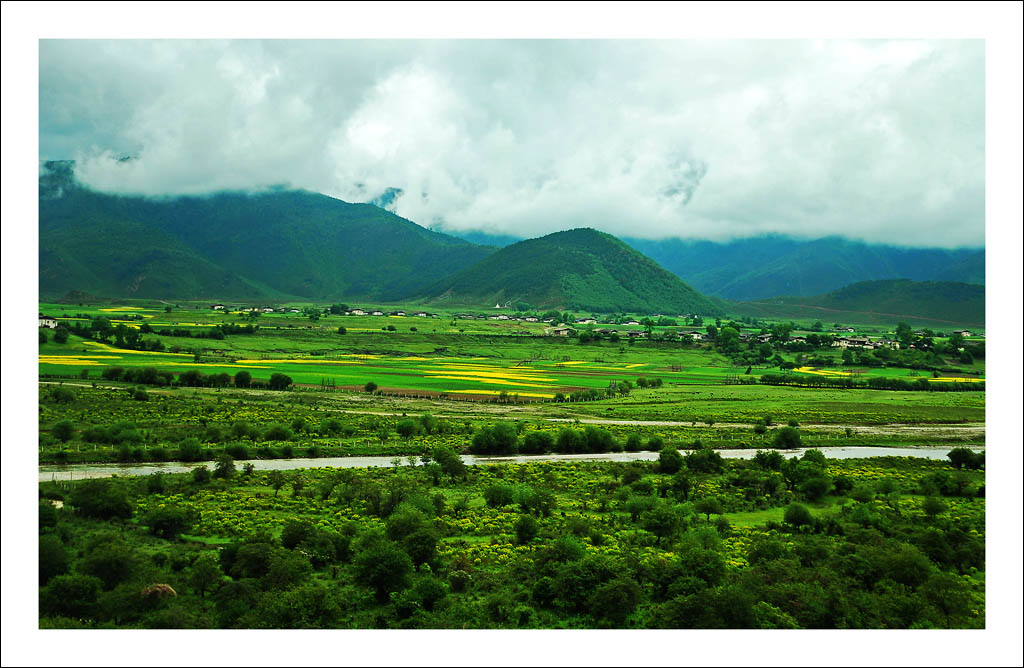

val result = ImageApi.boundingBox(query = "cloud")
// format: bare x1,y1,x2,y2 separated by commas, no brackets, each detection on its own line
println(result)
40,39,984,247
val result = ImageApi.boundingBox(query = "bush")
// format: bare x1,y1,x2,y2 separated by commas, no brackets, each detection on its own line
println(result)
625,434,642,452
657,446,684,474
783,503,813,527
145,505,192,539
52,420,75,443
521,431,554,455
225,444,250,460
192,465,211,484
69,479,132,521
514,514,541,544
178,438,205,462
772,426,802,449
263,424,293,441
483,483,516,508
268,373,293,391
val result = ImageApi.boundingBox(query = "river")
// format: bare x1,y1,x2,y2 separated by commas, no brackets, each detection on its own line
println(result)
38,445,979,482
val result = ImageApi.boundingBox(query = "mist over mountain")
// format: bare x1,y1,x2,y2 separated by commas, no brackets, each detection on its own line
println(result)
39,162,495,301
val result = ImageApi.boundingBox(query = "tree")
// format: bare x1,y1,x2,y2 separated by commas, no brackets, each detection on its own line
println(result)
483,483,516,508
515,514,541,544
773,426,802,450
268,373,293,391
922,496,947,518
39,329,49,344
39,534,69,585
337,326,347,335
53,328,70,343
234,371,252,388
396,419,422,440
521,431,554,454
783,503,813,527
189,552,223,599
695,497,723,521
213,454,236,479
267,470,287,496
52,420,75,443
40,574,102,619
657,446,684,474
352,539,414,601
69,479,132,521
947,447,982,470
192,465,211,484
364,381,378,393
144,505,192,539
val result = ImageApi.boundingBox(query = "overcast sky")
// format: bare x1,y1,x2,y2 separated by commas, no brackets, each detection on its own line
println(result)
39,39,984,247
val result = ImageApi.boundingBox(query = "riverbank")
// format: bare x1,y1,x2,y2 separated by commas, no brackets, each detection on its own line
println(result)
39,444,982,482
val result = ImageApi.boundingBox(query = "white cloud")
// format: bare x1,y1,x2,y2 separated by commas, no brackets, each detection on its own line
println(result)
40,39,984,247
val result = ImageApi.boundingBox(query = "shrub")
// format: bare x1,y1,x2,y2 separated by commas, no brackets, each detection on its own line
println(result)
773,426,802,449
783,503,813,527
178,438,204,462
483,483,516,508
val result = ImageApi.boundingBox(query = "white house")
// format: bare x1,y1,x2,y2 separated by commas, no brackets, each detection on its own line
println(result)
211,304,226,310
350,309,367,316
39,314,58,329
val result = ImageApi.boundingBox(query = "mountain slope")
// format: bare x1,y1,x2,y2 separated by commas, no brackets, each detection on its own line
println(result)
622,236,985,301
39,162,495,301
731,279,985,327
421,228,723,315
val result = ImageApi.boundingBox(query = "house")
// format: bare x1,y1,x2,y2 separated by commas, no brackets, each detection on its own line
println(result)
39,314,58,329
681,330,704,340
262,307,275,313
414,312,428,317
350,309,367,316
953,330,973,337
548,327,575,336
575,318,597,325
877,338,901,350
623,320,640,326
832,336,872,349
626,330,646,338
525,317,539,322
210,304,226,310
289,308,301,313
834,326,856,333
371,311,384,316
756,333,773,343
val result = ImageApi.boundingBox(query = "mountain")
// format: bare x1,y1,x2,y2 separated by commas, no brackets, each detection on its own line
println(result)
622,236,985,301
730,279,985,327
420,228,724,315
39,162,495,301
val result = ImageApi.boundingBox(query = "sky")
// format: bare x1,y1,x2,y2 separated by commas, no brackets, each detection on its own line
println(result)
39,39,985,247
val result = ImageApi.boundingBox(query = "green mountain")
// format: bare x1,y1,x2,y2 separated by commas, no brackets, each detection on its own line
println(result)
421,228,724,315
731,279,985,327
622,236,985,301
39,162,495,301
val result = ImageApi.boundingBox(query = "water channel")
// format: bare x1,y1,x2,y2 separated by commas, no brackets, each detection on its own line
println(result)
38,445,979,482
